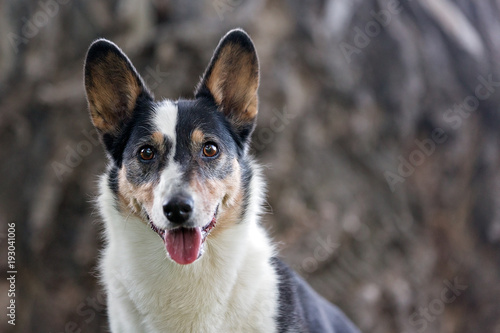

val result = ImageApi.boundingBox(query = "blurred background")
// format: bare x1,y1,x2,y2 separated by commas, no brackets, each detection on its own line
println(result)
1,0,500,332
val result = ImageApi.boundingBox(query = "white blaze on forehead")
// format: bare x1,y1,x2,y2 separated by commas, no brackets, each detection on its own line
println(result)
153,100,178,139
151,100,182,228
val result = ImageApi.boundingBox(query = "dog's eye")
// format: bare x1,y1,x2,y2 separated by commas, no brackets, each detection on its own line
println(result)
139,146,155,161
203,143,218,158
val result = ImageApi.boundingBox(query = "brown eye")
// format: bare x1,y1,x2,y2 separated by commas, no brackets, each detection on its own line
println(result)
139,146,155,161
203,143,218,157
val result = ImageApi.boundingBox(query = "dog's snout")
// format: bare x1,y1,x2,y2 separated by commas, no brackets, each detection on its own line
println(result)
163,195,194,224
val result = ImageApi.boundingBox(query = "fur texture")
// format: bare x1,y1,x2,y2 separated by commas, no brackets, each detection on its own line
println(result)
84,29,359,333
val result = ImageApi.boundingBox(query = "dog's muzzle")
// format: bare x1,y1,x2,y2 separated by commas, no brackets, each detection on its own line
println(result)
149,205,219,265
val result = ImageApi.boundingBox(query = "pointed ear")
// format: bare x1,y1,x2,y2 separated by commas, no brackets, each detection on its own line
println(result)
84,39,152,147
195,29,259,142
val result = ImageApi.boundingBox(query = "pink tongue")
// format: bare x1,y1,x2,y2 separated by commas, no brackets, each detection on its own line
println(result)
165,228,202,265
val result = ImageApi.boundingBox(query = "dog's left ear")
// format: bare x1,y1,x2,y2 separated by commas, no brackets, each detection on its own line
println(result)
195,29,259,144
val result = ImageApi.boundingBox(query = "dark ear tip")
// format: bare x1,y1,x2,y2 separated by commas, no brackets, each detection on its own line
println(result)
220,28,256,52
85,38,123,66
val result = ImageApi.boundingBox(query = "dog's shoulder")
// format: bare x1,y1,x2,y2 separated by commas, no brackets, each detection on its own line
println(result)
270,257,360,333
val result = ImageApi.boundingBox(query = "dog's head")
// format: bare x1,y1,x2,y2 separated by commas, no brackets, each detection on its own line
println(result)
84,29,259,265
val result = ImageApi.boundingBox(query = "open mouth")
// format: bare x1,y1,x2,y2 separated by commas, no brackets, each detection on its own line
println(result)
149,205,218,265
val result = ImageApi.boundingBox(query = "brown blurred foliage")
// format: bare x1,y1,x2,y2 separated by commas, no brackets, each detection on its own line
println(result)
1,1,500,332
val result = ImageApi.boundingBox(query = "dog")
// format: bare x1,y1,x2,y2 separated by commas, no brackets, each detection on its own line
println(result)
84,29,360,333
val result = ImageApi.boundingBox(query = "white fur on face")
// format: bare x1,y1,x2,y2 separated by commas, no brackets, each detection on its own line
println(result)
150,100,182,229
148,100,219,231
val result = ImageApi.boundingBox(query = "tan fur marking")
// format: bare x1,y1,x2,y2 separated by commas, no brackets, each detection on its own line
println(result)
152,131,164,146
211,160,242,238
117,167,155,224
212,190,243,238
188,159,243,238
191,128,205,146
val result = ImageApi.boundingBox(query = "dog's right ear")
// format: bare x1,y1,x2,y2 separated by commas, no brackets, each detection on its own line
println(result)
84,39,152,152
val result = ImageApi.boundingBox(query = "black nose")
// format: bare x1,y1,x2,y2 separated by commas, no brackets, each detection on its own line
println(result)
163,195,194,224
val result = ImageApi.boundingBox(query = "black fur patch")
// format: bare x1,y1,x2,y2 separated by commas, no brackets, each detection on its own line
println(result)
104,93,155,168
175,97,244,182
270,257,360,333
271,257,308,332
120,108,173,186
108,164,119,195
